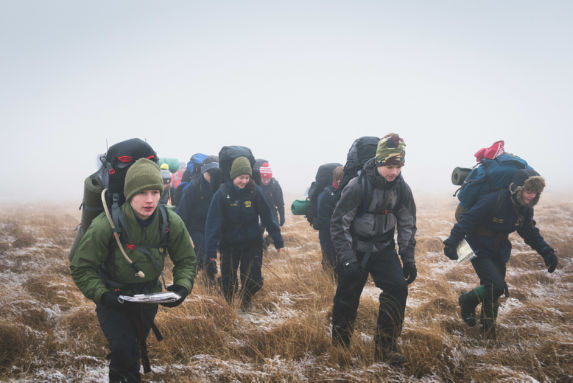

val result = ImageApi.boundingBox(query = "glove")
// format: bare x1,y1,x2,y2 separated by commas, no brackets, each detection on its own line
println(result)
100,291,122,308
443,239,459,261
161,284,189,308
541,249,558,273
402,261,417,284
206,258,218,278
279,216,285,226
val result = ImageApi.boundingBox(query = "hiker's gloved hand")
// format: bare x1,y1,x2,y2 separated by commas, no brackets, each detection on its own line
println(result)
161,284,188,308
206,258,217,277
101,291,122,308
541,248,558,273
279,215,285,226
443,238,459,261
402,261,417,284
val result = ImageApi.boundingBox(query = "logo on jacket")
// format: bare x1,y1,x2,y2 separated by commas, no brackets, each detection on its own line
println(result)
244,200,252,208
492,217,504,224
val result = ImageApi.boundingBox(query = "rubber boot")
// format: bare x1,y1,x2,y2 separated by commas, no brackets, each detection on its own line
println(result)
480,294,498,340
458,290,480,327
480,297,499,339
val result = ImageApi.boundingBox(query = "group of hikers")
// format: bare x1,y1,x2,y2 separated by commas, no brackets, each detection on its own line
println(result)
69,135,558,382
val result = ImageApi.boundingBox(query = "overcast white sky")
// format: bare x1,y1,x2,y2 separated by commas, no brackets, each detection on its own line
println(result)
1,1,572,202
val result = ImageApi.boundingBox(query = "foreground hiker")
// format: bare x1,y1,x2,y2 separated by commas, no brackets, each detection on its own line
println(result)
330,133,417,365
205,156,284,309
444,168,557,339
71,158,196,383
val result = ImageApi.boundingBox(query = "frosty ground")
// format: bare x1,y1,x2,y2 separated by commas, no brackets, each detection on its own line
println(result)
0,195,571,382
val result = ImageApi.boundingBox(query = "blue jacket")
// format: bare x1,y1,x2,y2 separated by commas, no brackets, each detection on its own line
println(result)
205,181,284,260
447,189,550,263
260,178,285,226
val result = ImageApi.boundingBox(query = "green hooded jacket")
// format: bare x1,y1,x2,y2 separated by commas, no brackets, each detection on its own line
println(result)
70,203,197,304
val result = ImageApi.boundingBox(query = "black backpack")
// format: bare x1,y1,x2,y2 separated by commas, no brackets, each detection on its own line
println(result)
337,136,379,196
218,145,261,185
305,162,342,229
69,138,168,262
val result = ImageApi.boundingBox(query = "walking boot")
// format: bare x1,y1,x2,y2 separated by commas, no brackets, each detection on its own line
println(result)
458,290,480,327
374,334,404,366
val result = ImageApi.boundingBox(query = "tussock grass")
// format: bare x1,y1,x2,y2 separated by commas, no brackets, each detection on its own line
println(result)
0,197,572,382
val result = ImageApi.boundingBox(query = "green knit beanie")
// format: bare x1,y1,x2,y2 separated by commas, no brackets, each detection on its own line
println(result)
376,133,406,166
124,158,163,201
230,156,252,180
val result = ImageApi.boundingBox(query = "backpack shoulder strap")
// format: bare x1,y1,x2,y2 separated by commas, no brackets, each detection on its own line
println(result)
358,173,372,216
158,204,169,249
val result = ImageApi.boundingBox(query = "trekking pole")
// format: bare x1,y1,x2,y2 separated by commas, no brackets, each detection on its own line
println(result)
101,189,145,278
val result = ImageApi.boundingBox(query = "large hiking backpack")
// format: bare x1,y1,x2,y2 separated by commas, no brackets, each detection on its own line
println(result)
218,145,260,184
453,152,535,212
305,162,342,229
337,136,379,195
69,138,161,262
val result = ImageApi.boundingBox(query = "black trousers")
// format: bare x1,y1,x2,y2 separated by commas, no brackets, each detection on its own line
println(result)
220,239,263,304
96,303,158,383
332,248,408,348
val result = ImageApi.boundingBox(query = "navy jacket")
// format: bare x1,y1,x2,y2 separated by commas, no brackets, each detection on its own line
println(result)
175,176,214,235
447,189,550,263
260,178,285,226
205,181,284,260
317,185,338,254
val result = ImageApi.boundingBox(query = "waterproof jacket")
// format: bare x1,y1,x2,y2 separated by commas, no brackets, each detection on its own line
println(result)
330,158,417,265
175,176,214,234
205,181,284,261
317,185,338,232
70,203,197,304
447,189,550,262
260,178,285,225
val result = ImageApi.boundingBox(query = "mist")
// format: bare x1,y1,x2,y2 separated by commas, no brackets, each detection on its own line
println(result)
1,1,572,203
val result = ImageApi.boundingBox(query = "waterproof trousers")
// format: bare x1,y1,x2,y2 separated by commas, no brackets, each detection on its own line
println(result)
96,303,158,383
332,248,408,352
220,239,263,306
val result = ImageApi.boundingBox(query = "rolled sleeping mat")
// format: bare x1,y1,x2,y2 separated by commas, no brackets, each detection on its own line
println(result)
451,167,471,186
291,199,310,215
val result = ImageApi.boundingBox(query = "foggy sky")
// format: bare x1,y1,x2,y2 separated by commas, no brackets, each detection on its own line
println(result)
1,1,572,203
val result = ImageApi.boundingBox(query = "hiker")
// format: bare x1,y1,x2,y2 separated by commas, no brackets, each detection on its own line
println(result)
317,165,344,270
330,133,417,365
159,163,172,205
205,156,284,309
443,168,557,339
176,161,222,287
70,158,197,383
259,162,285,249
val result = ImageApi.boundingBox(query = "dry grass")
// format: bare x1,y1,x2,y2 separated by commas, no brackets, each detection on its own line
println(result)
0,196,571,382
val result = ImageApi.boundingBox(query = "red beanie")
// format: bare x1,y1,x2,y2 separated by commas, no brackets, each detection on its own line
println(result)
260,163,273,180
